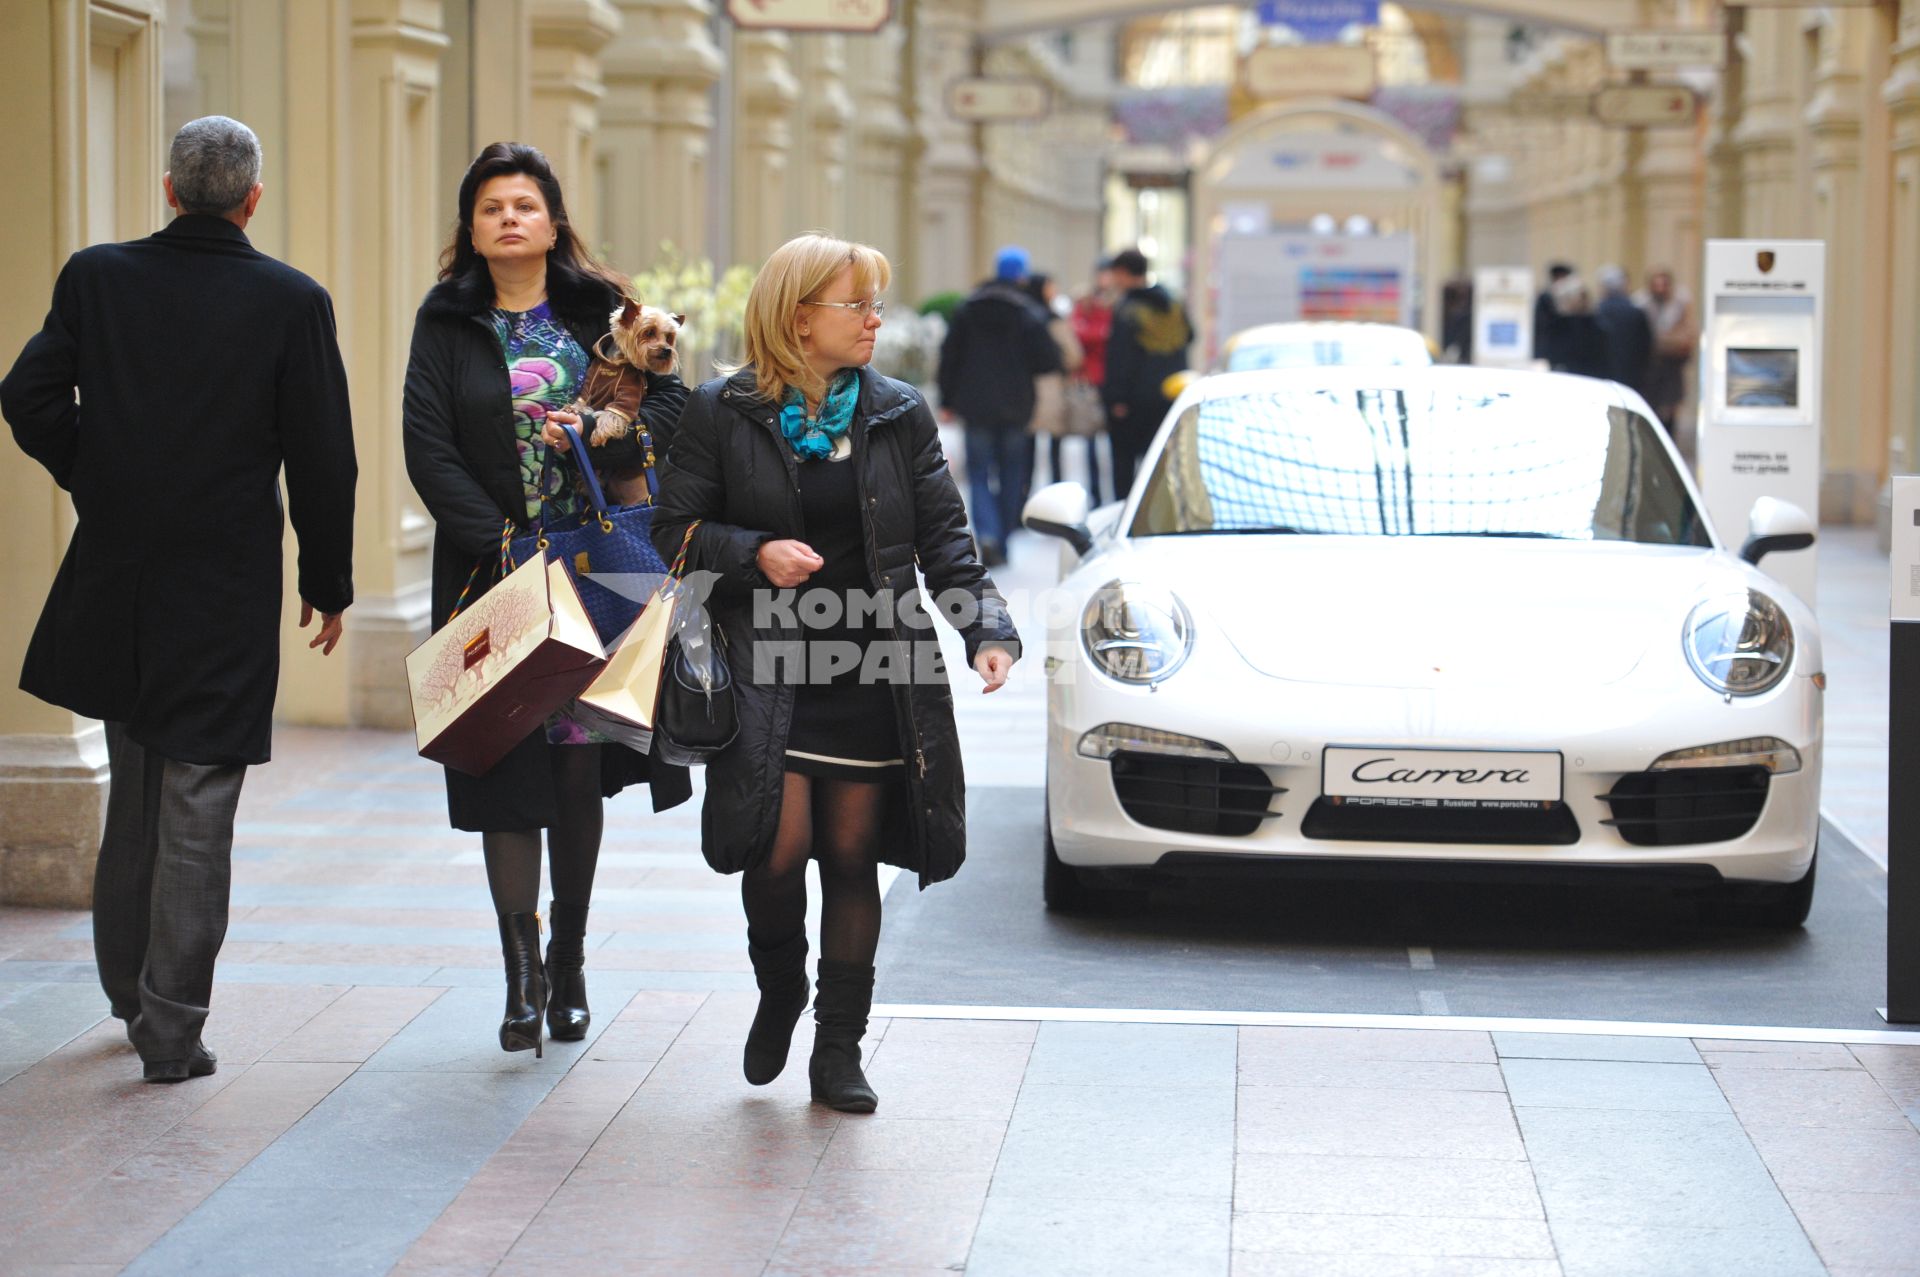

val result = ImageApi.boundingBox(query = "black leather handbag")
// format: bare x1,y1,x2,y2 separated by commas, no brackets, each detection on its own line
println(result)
654,536,737,767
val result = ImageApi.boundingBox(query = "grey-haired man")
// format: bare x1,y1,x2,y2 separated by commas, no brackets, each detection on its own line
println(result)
0,116,357,1081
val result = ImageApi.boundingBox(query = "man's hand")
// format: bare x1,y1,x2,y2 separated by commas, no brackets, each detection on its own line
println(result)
974,645,1013,694
756,539,824,588
300,600,345,656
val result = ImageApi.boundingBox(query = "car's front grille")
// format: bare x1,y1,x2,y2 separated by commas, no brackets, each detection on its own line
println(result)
1109,752,1285,837
1299,796,1580,845
1599,765,1770,846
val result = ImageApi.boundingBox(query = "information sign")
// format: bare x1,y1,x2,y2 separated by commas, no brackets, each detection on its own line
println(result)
946,78,1051,123
1243,45,1376,100
1605,30,1726,71
1255,0,1378,41
1591,84,1698,127
725,0,891,33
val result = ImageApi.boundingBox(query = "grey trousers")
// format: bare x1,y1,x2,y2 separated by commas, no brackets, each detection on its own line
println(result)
94,722,248,1060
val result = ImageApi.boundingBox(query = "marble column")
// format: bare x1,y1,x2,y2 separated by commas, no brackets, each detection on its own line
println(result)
600,0,723,273
846,21,910,263
793,35,855,237
1887,0,1920,485
908,0,982,300
731,30,799,266
1733,10,1804,237
527,0,619,247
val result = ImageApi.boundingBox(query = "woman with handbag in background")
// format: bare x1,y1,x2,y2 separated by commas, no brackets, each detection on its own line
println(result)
403,142,691,1058
650,233,1019,1112
1021,272,1086,503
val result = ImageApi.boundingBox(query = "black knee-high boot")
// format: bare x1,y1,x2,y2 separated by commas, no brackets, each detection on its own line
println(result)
545,900,590,1041
498,912,546,1058
809,959,878,1113
744,933,811,1084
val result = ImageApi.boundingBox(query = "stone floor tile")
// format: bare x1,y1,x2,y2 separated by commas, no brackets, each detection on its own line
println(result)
992,1102,1234,1200
813,1116,1008,1174
1545,1220,1824,1277
1239,1026,1496,1063
1785,1189,1920,1270
1231,1255,1562,1277
1233,1154,1544,1220
1231,1210,1555,1260
769,1170,991,1271
1502,1058,1731,1114
1238,1056,1508,1092
357,986,612,1072
566,1083,837,1189
966,1193,1231,1277
763,1266,971,1277
497,1263,764,1277
608,988,709,1024
1697,1041,1863,1071
1492,1032,1701,1064
262,985,443,1063
671,989,762,1044
0,982,110,1065
1713,1063,1914,1129
1517,1107,1801,1232
1743,1121,1920,1193
859,1040,1032,1122
1238,1084,1525,1161
503,1183,802,1266
1021,1021,1238,1089
872,1016,1038,1044
1013,1078,1236,1127
120,1186,454,1277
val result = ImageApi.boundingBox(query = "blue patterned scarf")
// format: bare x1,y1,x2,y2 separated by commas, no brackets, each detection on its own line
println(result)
779,371,860,461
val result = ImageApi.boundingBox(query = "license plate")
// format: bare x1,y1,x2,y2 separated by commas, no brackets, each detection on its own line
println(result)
1322,747,1563,806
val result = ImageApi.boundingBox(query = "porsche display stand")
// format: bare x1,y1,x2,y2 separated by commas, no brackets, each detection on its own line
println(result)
1887,476,1920,1023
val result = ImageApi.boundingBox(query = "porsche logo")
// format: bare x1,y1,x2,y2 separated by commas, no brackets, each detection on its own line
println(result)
1757,250,1776,274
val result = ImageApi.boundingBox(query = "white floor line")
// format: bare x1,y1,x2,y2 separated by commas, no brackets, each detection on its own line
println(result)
869,1001,1920,1046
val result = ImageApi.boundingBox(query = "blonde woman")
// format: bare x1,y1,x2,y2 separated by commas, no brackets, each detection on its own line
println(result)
651,234,1018,1112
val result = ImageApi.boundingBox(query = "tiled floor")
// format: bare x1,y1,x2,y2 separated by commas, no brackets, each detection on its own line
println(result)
0,524,1908,1275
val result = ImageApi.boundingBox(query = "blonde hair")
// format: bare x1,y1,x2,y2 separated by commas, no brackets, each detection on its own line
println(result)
737,232,892,403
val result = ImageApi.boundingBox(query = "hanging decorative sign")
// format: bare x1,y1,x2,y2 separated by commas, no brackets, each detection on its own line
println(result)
1591,83,1699,127
946,78,1052,123
1243,45,1376,101
725,0,892,34
1605,30,1727,71
1255,0,1379,42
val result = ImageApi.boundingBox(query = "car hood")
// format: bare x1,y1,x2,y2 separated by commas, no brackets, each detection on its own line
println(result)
1111,535,1732,690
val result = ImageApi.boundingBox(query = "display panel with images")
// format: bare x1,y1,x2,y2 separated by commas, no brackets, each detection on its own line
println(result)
1726,347,1800,409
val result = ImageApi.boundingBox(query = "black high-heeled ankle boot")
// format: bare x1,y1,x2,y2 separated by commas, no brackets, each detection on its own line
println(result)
545,900,590,1041
743,932,810,1085
808,959,878,1113
498,912,546,1058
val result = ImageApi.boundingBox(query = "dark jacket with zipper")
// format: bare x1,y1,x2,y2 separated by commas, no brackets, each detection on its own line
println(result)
1,214,356,766
402,265,691,831
650,367,1020,886
935,280,1062,428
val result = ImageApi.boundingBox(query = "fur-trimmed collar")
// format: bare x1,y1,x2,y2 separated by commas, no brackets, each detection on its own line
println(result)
419,265,621,328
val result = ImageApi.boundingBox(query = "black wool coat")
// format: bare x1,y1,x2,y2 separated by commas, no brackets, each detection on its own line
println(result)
934,281,1062,428
401,266,691,831
1,215,356,766
650,367,1021,887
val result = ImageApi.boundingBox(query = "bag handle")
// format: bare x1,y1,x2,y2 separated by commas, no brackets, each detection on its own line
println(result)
668,519,701,580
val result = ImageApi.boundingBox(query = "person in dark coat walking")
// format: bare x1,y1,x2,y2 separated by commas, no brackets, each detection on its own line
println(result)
0,116,356,1082
1101,247,1193,499
402,142,691,1059
1593,264,1654,397
1548,275,1611,380
1533,261,1574,367
935,245,1062,565
651,233,1019,1113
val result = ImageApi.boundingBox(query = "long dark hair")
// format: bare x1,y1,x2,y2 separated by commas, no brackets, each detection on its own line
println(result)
438,141,625,294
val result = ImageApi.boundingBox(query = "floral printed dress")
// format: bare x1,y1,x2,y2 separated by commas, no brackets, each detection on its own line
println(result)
488,301,605,746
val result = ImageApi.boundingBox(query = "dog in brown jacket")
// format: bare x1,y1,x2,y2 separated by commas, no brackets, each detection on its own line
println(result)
571,300,684,505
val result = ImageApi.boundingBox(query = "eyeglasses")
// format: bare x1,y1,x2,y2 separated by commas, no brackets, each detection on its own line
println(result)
801,297,886,319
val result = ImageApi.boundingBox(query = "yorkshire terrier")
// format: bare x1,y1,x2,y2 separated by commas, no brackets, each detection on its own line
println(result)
571,300,684,506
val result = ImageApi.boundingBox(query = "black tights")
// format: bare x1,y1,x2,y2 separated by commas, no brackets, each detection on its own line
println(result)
741,772,884,965
481,744,605,915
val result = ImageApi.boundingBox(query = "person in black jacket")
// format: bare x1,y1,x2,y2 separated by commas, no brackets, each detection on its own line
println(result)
1593,265,1654,396
934,245,1062,565
0,116,357,1082
402,142,691,1059
651,233,1019,1112
1548,275,1611,380
1533,261,1574,367
1101,248,1193,498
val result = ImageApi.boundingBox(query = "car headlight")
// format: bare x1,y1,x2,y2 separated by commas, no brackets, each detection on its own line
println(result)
1077,723,1233,761
1683,590,1794,697
1081,580,1193,684
1649,736,1802,775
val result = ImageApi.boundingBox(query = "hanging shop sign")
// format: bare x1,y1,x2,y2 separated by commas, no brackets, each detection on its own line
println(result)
1506,92,1592,121
1605,30,1727,71
725,0,891,33
946,78,1052,124
1243,44,1376,101
1256,0,1379,41
1591,83,1699,127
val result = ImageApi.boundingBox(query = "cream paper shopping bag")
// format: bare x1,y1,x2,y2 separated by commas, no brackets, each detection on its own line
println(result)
406,553,608,776
570,580,678,752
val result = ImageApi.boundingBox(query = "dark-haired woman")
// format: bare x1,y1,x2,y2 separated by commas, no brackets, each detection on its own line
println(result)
402,142,691,1057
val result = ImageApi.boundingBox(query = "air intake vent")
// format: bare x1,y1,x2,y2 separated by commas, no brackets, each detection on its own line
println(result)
1600,765,1770,847
1109,752,1284,837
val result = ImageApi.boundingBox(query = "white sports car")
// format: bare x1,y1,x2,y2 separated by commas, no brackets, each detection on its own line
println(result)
1022,366,1824,927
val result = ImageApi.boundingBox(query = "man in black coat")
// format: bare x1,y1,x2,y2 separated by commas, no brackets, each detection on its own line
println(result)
935,245,1062,565
1533,261,1574,368
0,116,356,1082
1593,264,1655,397
1101,247,1192,498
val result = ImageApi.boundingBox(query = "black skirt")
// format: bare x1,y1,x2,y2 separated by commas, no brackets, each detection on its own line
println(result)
782,445,904,784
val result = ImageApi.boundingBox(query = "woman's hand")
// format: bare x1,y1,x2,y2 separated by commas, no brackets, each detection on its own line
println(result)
541,409,582,451
974,645,1013,694
757,538,824,588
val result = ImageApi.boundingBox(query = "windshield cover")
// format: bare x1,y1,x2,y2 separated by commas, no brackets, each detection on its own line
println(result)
1130,387,1711,546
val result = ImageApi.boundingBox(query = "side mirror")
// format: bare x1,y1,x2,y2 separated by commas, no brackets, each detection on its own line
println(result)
1023,481,1093,555
1740,496,1816,565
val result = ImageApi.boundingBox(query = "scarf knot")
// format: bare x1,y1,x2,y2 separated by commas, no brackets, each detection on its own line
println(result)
779,371,860,461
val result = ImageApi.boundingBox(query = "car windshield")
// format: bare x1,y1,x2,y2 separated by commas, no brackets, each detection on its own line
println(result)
1225,339,1422,372
1130,386,1712,546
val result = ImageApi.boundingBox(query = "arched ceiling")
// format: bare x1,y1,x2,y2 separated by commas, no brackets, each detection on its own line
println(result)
980,0,1643,41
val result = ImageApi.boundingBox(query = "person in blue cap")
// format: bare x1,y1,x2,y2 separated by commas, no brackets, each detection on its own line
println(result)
935,245,1063,565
